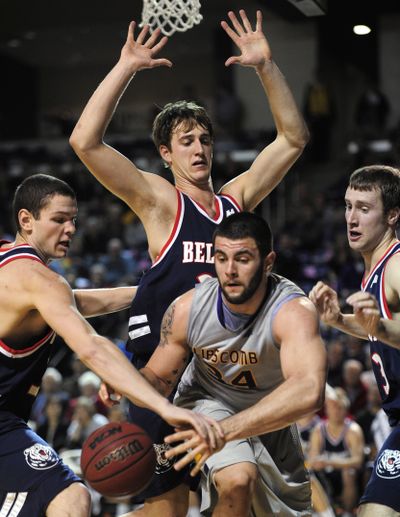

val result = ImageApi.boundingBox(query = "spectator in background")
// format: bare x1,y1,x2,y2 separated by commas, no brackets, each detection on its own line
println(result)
303,68,335,162
355,80,391,141
66,396,108,449
308,387,365,517
36,394,69,452
31,366,70,426
326,339,346,387
342,359,368,416
100,237,137,285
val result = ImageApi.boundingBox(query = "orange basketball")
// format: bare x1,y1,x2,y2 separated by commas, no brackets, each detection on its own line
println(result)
80,421,156,497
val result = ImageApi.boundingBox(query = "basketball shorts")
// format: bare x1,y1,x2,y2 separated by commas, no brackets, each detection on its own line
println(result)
128,402,194,501
174,393,312,516
0,411,81,516
360,423,400,512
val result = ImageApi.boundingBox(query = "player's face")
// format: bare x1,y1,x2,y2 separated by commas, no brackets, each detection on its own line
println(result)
29,194,77,261
345,187,392,254
160,122,213,184
214,236,275,310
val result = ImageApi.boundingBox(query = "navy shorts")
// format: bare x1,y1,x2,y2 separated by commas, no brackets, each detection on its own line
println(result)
360,424,400,512
128,402,194,501
0,411,81,516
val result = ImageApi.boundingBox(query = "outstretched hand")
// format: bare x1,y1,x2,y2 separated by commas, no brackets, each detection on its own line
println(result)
346,291,381,336
221,10,271,69
160,404,224,465
120,21,172,72
309,281,341,326
165,426,226,476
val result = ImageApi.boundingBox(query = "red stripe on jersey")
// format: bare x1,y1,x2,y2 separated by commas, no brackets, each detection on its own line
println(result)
153,189,183,266
0,255,43,268
220,193,242,212
380,264,393,320
362,241,400,289
0,330,55,358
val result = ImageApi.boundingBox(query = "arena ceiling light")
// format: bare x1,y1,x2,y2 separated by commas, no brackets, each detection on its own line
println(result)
353,24,372,35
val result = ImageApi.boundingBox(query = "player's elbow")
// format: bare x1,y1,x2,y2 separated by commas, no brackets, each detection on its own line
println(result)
303,375,325,414
69,127,100,156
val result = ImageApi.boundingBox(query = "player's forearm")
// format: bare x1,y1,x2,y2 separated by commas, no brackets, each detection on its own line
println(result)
256,60,309,148
329,313,369,340
140,366,175,398
70,61,137,151
77,334,171,414
220,375,324,442
73,286,137,317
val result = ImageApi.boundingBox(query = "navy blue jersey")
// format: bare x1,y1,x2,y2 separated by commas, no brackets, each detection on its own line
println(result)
126,190,240,367
320,419,351,460
0,243,56,421
362,241,400,424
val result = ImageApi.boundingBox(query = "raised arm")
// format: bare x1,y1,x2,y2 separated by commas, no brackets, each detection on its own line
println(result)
220,10,309,211
74,286,137,318
69,22,178,253
25,262,214,439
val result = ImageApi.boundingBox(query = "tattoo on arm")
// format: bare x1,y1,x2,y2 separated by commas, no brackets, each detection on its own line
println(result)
160,301,176,347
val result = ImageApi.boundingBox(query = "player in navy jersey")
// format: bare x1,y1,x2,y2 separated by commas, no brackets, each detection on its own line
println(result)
309,165,400,516
70,9,308,515
0,174,220,517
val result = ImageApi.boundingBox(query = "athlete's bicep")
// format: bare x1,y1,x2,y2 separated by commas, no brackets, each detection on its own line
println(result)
26,264,95,345
145,290,193,389
274,297,327,382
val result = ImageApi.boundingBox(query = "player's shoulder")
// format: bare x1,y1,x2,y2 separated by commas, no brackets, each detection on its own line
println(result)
384,251,400,290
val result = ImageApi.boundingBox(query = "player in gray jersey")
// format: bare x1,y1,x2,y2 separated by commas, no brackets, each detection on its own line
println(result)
140,212,327,516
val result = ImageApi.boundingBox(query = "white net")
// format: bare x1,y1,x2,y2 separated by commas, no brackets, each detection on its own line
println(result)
140,0,203,37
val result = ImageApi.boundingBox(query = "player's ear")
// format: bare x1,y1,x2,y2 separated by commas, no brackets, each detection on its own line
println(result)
264,251,276,273
159,145,172,167
18,209,34,233
387,207,400,227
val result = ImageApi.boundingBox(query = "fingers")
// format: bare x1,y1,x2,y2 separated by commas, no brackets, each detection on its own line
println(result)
136,24,150,45
255,10,263,32
227,10,246,36
239,9,253,33
127,21,136,42
98,383,120,407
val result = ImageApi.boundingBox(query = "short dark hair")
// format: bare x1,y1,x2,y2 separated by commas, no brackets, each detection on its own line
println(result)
13,173,76,231
152,100,214,150
213,212,273,258
349,165,400,215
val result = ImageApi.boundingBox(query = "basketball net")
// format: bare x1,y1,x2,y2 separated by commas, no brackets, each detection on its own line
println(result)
140,0,203,37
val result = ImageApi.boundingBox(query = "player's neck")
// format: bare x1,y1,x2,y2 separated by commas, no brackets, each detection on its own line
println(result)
175,180,216,215
363,234,399,275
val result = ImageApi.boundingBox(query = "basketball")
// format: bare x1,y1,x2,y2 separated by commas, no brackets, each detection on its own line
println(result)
80,421,156,497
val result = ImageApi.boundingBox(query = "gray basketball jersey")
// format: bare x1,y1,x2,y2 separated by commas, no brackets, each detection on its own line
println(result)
178,273,305,412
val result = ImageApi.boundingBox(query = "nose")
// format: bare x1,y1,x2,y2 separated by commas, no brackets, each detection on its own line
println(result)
194,138,205,154
65,220,76,236
225,259,238,277
346,208,357,226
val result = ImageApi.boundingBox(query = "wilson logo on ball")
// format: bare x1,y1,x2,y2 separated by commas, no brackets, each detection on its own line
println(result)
94,439,145,471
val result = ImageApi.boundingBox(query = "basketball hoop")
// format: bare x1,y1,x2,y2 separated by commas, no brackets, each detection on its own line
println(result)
140,0,203,37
